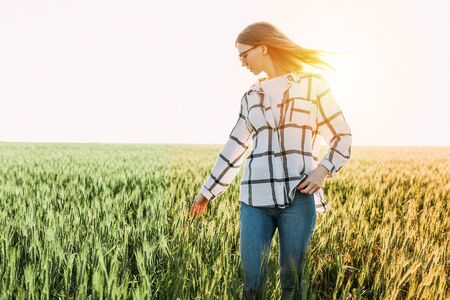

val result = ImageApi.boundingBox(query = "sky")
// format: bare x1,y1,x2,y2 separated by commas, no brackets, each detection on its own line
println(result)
0,0,449,146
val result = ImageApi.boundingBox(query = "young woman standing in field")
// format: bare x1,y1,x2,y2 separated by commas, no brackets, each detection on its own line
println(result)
189,21,352,299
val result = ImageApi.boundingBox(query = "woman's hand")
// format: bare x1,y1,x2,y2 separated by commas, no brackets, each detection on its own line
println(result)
188,192,209,220
297,165,329,194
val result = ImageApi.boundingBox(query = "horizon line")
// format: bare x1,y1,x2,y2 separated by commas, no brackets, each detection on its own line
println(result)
0,141,449,148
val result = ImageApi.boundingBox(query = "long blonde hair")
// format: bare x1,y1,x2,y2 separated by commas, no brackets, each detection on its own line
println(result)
235,21,334,73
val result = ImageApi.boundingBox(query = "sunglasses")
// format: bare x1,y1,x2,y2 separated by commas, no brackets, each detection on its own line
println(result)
238,45,259,62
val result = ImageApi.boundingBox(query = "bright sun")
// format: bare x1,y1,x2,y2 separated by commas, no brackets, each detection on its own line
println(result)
290,17,388,123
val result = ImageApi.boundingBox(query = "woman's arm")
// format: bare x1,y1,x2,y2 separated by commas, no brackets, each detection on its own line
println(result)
200,93,254,200
315,77,352,178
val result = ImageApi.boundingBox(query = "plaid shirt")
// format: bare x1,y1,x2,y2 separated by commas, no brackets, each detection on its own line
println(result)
200,71,352,213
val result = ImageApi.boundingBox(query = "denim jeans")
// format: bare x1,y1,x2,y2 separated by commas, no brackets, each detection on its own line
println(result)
239,191,317,300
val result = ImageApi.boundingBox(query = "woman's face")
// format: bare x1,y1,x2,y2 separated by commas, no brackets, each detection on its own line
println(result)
236,42,264,75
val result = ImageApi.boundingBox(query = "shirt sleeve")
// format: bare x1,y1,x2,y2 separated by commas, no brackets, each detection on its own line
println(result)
200,93,254,201
315,77,352,179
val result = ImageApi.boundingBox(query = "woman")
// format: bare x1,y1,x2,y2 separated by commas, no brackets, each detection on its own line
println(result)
188,21,352,299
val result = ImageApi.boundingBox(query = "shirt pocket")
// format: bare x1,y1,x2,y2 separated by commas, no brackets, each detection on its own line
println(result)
287,99,313,126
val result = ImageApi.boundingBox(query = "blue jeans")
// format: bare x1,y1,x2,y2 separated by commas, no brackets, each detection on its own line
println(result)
239,191,316,300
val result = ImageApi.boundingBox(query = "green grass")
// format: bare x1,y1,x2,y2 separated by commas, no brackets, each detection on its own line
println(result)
0,143,448,299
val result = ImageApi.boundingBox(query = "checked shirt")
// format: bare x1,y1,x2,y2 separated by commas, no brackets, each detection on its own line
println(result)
200,71,352,213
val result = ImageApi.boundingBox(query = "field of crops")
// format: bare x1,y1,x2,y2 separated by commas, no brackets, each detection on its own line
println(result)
0,143,448,299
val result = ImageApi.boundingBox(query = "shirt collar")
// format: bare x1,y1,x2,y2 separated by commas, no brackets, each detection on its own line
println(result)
246,70,303,95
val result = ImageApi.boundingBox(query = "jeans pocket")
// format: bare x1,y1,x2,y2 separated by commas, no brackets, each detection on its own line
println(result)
294,190,313,205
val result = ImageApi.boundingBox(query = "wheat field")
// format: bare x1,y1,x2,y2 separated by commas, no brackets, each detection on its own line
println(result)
0,143,448,299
